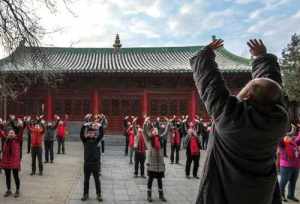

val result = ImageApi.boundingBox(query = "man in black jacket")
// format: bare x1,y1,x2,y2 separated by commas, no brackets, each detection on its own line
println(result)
80,117,103,202
190,39,288,204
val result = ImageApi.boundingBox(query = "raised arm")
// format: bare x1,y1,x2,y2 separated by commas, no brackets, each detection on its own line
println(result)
190,39,232,120
247,39,282,85
143,119,152,140
80,124,87,143
133,118,138,136
161,121,170,138
101,116,108,129
97,126,104,144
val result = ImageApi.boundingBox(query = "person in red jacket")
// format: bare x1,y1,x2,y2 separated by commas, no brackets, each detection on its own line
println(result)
29,123,45,176
5,116,25,160
56,119,66,154
184,128,201,179
170,126,181,164
0,118,5,147
0,128,22,198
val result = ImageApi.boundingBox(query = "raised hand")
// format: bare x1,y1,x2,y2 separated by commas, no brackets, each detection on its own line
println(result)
247,39,267,57
208,39,224,50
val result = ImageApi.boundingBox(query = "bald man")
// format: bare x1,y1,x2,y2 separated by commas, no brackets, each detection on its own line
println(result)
190,39,288,204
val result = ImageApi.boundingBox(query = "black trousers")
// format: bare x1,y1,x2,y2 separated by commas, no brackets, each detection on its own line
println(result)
4,169,20,191
134,152,145,176
57,137,65,154
0,139,3,173
44,141,54,162
147,176,163,191
185,155,200,177
202,136,208,150
170,144,180,163
83,164,101,195
101,140,105,153
31,146,43,174
125,136,129,156
162,140,167,157
27,133,31,153
97,147,102,173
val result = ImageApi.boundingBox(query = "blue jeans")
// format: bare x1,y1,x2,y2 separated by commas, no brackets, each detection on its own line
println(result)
280,167,299,198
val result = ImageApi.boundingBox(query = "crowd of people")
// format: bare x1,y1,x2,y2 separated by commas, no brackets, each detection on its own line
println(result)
0,38,299,204
0,114,68,198
123,114,212,202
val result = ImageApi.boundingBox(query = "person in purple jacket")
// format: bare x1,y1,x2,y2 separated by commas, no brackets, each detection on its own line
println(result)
279,123,300,202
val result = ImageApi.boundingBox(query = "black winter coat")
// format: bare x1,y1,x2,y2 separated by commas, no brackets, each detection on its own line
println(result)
190,47,288,204
80,124,103,167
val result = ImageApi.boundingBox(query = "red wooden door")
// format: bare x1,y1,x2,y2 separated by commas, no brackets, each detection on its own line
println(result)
52,89,91,121
148,94,189,117
101,95,142,133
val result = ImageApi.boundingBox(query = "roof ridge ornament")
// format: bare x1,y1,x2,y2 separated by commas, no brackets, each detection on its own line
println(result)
113,33,122,53
212,35,216,41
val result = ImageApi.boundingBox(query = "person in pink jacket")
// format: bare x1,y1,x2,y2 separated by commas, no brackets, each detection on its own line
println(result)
279,124,300,202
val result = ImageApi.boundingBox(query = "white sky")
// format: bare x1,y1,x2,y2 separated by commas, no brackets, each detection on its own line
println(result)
1,0,300,58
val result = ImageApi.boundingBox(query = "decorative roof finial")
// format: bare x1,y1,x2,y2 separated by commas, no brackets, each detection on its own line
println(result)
113,33,122,53
212,35,217,41
19,38,26,47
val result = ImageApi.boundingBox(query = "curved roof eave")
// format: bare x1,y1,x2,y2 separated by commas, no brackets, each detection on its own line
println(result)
0,45,252,73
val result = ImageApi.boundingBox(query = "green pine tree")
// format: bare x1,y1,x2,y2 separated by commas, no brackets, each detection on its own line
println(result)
282,33,300,101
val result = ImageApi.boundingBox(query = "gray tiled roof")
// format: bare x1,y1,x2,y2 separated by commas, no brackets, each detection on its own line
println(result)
0,46,251,73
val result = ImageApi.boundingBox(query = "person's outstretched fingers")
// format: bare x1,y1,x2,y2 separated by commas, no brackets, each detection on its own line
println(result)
247,41,254,49
254,39,260,46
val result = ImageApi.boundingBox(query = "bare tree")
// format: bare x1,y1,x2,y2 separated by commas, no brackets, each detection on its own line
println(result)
0,0,73,119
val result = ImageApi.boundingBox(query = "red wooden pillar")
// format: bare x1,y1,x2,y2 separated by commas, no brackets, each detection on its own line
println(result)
190,90,197,120
92,89,99,114
46,90,53,120
143,90,148,117
98,90,102,114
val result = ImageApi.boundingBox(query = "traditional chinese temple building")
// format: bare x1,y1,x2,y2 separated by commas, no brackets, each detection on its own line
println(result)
0,35,251,134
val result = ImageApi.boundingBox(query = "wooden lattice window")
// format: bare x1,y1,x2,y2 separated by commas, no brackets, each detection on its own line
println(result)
55,100,63,115
160,101,168,116
170,100,177,115
83,100,90,114
74,100,82,115
121,100,130,115
23,100,32,115
132,99,140,115
111,99,120,116
64,100,72,114
150,100,158,115
102,99,111,115
179,100,187,115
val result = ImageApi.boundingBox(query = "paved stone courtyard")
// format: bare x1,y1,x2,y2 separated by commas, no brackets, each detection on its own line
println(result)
0,141,82,204
68,146,201,204
1,139,300,204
